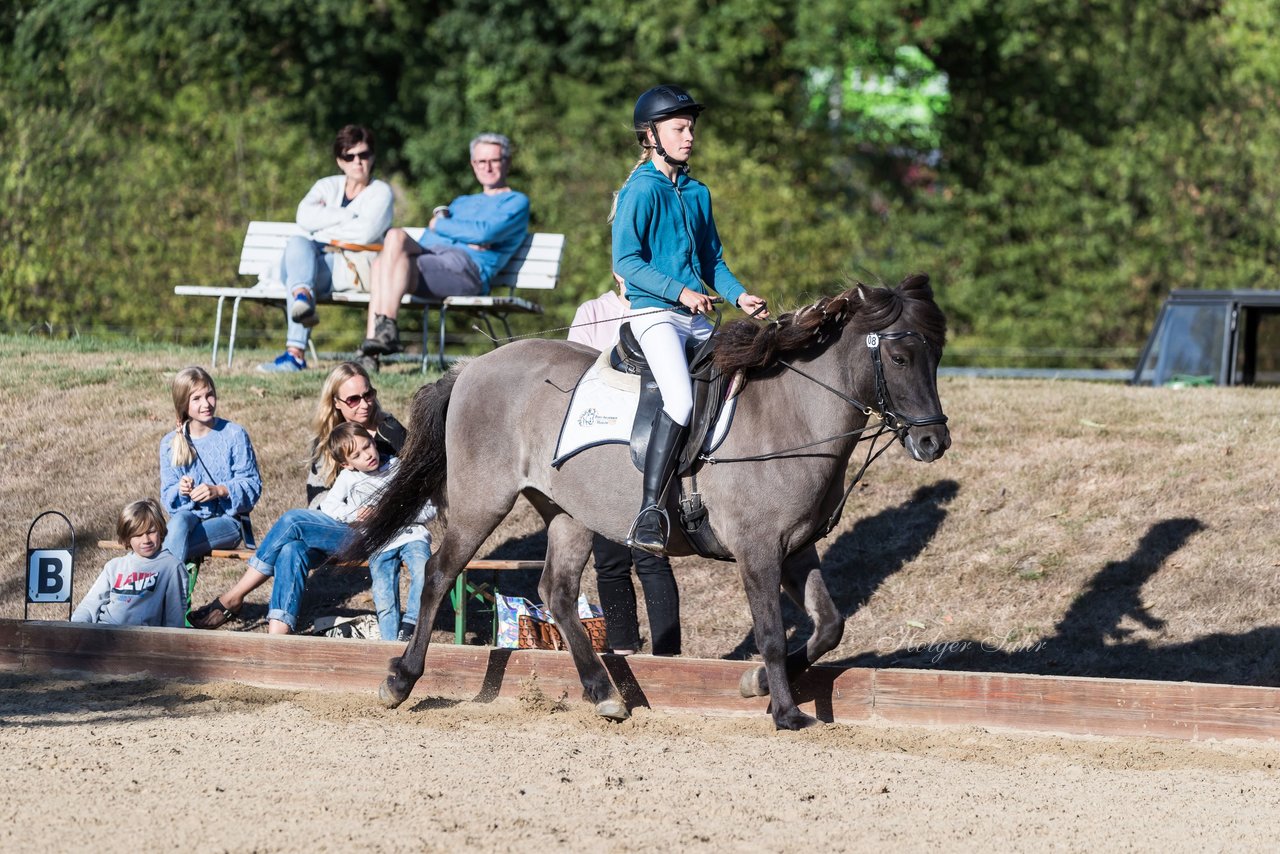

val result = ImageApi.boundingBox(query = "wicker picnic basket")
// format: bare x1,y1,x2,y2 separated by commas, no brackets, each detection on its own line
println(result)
517,614,608,652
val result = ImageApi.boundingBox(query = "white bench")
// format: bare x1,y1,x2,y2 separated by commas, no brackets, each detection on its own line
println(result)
175,221,564,370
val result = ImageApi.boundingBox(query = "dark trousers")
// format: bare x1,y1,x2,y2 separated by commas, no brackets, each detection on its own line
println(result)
592,534,681,655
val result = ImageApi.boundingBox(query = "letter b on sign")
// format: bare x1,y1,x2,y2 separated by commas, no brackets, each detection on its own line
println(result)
27,549,73,603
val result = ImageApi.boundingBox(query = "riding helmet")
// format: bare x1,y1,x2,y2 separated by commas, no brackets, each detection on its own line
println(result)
633,84,705,144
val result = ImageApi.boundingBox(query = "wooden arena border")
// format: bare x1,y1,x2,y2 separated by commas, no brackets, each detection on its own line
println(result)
2,619,1278,742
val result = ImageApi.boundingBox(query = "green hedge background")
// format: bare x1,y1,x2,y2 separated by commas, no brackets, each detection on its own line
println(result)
5,0,1279,365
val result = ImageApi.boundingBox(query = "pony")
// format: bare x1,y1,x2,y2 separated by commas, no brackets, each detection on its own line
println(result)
348,273,950,730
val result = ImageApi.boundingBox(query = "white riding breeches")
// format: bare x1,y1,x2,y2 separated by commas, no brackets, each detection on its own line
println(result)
625,308,713,427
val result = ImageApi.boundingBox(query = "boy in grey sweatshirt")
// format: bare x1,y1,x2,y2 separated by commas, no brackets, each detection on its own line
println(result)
73,499,189,628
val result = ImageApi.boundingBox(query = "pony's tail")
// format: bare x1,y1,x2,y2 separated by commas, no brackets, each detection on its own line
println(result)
337,366,460,565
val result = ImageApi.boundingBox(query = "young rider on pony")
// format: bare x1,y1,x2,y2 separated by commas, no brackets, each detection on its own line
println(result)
611,84,769,554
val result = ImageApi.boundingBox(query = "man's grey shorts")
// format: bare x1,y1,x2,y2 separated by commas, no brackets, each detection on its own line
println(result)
414,247,484,297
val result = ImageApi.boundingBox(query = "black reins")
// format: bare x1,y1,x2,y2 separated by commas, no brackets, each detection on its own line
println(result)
699,328,948,545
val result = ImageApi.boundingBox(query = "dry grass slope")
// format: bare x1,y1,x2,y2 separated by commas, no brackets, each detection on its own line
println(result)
4,336,1280,687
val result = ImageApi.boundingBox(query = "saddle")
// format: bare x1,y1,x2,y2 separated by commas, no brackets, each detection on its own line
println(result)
611,322,730,475
610,322,736,561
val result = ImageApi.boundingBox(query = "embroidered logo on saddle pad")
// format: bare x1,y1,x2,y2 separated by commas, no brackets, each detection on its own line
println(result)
552,348,739,469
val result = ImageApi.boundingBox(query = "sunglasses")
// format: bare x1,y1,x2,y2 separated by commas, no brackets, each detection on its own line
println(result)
338,150,373,162
336,388,377,408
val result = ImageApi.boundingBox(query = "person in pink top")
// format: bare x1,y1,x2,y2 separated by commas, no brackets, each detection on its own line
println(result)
568,275,630,352
567,276,681,656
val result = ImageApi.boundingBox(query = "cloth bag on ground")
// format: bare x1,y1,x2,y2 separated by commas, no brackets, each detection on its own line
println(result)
312,613,382,639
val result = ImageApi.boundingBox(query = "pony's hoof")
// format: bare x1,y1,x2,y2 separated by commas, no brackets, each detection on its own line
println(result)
739,666,770,698
773,709,820,731
379,679,408,709
596,698,630,721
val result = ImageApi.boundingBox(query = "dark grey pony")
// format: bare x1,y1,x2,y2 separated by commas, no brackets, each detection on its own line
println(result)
347,273,950,730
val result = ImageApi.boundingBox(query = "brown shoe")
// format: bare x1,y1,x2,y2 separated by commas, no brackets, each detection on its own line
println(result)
360,314,402,355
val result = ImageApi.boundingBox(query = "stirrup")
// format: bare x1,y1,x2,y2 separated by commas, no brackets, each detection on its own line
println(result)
626,504,670,553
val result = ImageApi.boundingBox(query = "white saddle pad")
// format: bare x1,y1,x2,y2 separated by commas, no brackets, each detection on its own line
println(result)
553,349,738,468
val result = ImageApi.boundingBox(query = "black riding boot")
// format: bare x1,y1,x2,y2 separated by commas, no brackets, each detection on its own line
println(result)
627,410,687,554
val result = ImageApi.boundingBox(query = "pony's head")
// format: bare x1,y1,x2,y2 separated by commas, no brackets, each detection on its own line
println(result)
716,273,950,461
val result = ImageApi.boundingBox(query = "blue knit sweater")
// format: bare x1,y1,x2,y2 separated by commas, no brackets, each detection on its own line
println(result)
159,418,262,519
419,190,530,290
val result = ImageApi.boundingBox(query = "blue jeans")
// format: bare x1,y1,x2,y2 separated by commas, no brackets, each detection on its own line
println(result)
281,236,335,351
246,509,350,631
368,537,431,640
164,510,244,563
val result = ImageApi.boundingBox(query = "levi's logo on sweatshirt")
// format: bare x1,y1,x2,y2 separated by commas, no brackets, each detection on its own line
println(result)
112,570,158,596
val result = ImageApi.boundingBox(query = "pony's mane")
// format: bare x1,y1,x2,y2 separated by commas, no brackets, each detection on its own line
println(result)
713,273,946,375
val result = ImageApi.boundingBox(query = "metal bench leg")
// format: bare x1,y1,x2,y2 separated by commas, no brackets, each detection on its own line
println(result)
211,295,227,368
476,312,508,349
438,304,450,371
452,570,467,644
227,296,246,368
491,578,500,645
420,305,431,373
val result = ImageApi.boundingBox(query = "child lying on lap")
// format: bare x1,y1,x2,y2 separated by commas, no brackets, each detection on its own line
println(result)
322,423,436,642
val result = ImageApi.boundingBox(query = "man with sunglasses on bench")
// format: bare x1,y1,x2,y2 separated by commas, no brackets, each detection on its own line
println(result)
357,132,530,369
259,125,394,373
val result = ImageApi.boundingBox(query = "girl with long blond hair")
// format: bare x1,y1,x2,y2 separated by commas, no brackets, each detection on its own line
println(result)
159,366,262,563
612,84,769,554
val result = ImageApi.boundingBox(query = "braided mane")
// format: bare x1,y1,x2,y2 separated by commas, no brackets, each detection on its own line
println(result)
712,273,945,375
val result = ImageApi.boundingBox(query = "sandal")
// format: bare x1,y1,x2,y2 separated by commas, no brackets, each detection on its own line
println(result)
189,597,239,629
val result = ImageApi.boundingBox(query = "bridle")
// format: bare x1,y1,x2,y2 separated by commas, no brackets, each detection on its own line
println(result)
699,327,948,545
783,330,948,440
703,329,948,462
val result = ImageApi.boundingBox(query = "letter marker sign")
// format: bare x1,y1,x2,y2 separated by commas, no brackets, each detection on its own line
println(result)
25,511,75,620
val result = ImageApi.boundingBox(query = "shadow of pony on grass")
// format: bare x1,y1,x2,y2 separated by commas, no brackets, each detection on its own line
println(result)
831,516,1280,687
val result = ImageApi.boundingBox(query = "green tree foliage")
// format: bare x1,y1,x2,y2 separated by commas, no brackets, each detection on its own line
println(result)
4,0,1280,363
936,0,1280,353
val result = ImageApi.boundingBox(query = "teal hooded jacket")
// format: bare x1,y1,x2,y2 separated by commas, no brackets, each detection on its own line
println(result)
612,160,746,312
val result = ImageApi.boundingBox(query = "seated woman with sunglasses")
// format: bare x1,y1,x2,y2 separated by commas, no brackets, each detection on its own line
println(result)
190,362,406,632
305,362,406,506
258,124,395,374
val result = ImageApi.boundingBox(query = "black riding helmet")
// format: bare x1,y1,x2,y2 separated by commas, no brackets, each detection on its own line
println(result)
633,84,705,166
